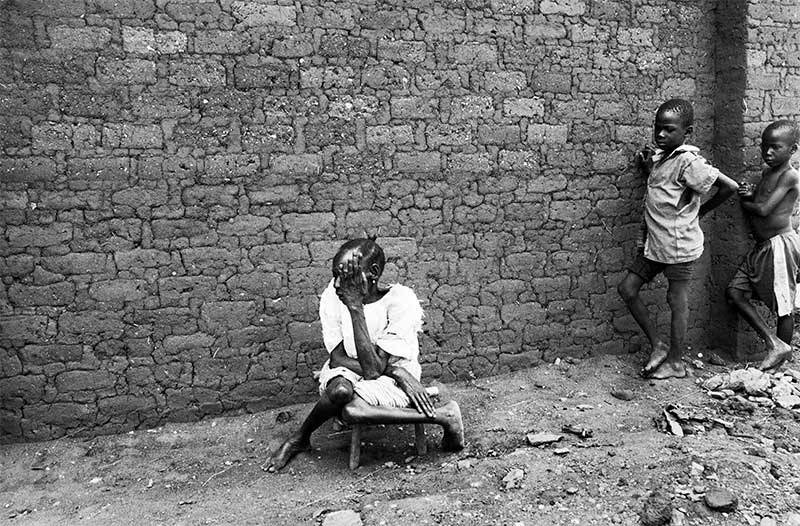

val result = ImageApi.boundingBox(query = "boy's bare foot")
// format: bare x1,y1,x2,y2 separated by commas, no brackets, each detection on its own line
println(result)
759,340,792,371
641,340,669,376
440,400,464,451
648,360,686,380
266,435,310,472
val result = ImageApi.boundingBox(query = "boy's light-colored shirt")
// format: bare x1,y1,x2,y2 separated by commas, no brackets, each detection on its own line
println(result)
644,144,722,264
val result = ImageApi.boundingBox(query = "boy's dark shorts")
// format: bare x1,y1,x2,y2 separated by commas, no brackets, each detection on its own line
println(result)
629,254,697,282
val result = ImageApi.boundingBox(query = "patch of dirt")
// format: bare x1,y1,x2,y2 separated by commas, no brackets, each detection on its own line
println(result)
2,354,799,525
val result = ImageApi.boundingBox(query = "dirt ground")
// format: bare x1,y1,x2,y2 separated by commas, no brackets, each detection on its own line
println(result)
2,353,800,526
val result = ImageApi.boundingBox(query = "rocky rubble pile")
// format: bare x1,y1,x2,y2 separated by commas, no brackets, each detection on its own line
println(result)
702,368,800,410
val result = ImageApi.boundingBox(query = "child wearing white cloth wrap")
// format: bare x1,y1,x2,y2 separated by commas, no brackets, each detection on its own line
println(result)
267,238,464,472
727,120,800,371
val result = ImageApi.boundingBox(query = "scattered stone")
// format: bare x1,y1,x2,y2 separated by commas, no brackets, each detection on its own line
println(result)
640,489,672,526
704,487,738,512
785,512,800,526
760,518,777,526
708,352,727,366
526,432,562,447
562,424,593,439
322,509,363,526
501,468,524,490
456,459,473,470
552,447,570,455
611,389,634,401
275,411,293,424
566,487,578,495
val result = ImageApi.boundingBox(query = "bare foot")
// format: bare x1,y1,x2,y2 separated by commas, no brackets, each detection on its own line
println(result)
760,340,792,371
266,435,310,472
641,340,669,376
648,360,686,380
440,401,464,451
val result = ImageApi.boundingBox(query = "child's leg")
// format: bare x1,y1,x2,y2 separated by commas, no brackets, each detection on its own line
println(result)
341,396,464,451
267,376,354,472
726,288,792,369
649,278,689,379
618,271,667,372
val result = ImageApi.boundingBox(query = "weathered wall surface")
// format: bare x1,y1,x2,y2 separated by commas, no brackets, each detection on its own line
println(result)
0,0,760,441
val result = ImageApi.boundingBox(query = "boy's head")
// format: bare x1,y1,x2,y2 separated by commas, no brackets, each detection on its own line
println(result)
761,120,799,168
653,99,694,154
332,237,386,282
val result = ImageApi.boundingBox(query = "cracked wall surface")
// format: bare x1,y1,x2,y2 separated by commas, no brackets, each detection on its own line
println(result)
0,0,798,441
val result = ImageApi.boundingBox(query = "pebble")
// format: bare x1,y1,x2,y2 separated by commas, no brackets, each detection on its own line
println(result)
611,389,634,401
704,488,738,512
526,433,563,447
322,510,362,526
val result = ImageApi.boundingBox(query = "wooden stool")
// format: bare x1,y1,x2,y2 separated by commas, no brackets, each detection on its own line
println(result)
349,422,427,470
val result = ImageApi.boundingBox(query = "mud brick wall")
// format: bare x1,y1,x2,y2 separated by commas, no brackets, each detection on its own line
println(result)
0,0,789,441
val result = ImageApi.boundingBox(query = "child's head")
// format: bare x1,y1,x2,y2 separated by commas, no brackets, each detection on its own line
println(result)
761,120,799,168
653,99,694,153
331,237,386,283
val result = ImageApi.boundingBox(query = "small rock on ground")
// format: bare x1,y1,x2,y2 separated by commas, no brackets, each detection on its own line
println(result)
704,487,738,512
322,509,362,526
640,489,672,526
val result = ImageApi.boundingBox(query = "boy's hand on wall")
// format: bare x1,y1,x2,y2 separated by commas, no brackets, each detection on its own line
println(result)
635,145,655,176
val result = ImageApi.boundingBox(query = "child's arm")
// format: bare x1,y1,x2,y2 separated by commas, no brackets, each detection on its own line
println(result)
740,169,800,217
635,145,655,177
699,172,738,217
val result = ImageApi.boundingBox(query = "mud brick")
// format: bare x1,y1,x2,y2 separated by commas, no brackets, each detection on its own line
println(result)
194,30,251,54
448,153,493,174
241,124,294,152
88,0,155,18
131,90,191,119
158,276,217,306
270,154,323,178
527,124,568,144
427,123,471,147
112,186,168,208
618,27,654,46
488,0,539,14
231,2,296,26
102,123,163,149
169,58,226,87
525,21,568,40
8,282,75,307
20,53,95,84
319,35,369,59
0,190,27,210
360,10,411,30
272,35,314,58
281,213,336,242
449,96,494,122
234,58,298,89
304,119,355,147
0,157,57,183
165,1,222,21
30,123,70,151
41,253,109,274
88,279,148,302
454,43,498,64
549,199,592,221
328,95,379,120
366,125,414,145
377,39,427,63
204,154,260,181
7,223,72,247
395,152,441,173
300,66,357,90
200,301,255,332
299,6,355,28
20,345,82,365
0,315,50,344
499,150,541,172
67,157,131,183
181,247,241,273
199,89,257,116
122,26,187,54
0,255,35,277
217,215,271,236
151,219,211,239
59,89,125,118
484,71,526,92
478,124,521,144
59,310,125,340
48,26,111,50
540,0,586,15
0,117,31,148
55,370,116,391
390,97,437,119
418,12,466,37
0,376,46,401
0,87,52,115
504,98,545,118
362,63,411,90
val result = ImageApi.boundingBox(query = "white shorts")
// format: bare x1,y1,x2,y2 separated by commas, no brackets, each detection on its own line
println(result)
318,361,411,408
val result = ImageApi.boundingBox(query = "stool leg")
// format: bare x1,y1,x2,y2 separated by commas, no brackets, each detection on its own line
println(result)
414,423,427,455
349,424,361,470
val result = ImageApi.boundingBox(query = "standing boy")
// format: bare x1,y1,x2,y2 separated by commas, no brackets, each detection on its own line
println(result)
727,120,800,370
618,99,738,379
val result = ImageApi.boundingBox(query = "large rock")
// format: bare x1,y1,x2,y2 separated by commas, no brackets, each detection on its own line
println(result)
704,488,738,512
322,510,362,526
640,489,672,526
